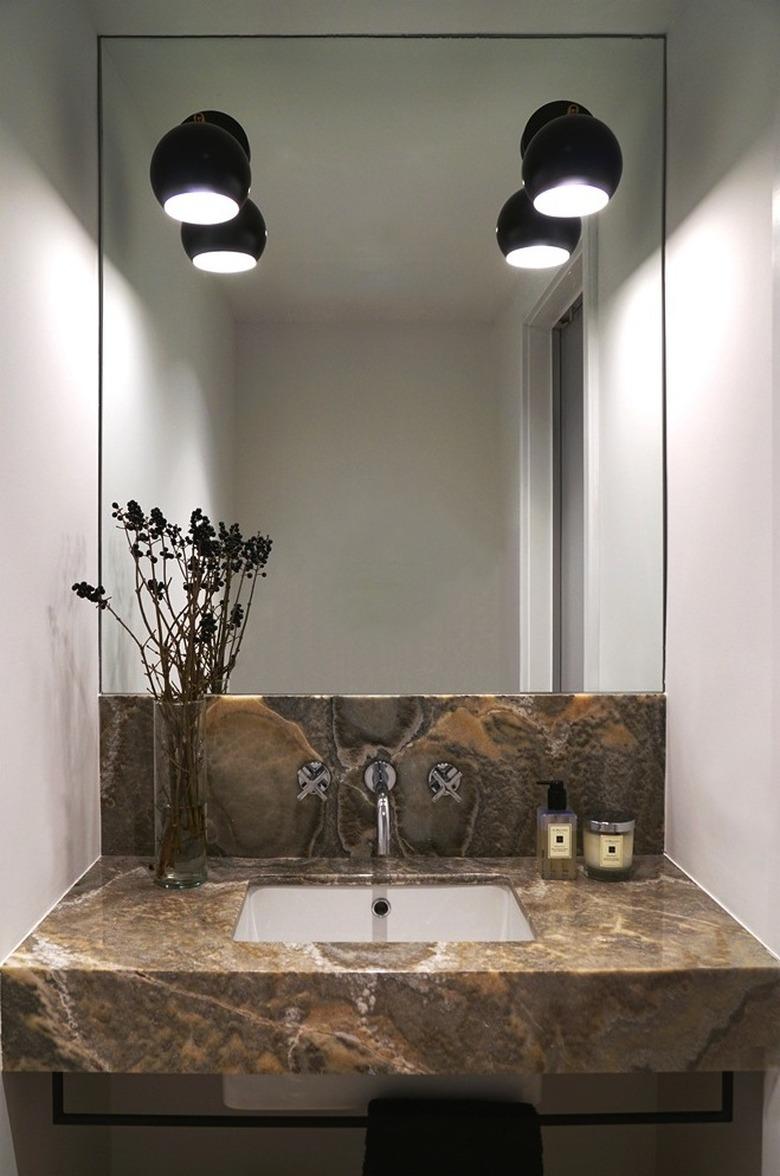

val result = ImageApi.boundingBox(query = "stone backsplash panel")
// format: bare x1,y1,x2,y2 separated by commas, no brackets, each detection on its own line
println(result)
100,693,665,859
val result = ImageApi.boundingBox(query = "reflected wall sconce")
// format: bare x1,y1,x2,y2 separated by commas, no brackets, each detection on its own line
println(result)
496,187,581,269
521,100,623,218
150,110,252,225
181,198,268,273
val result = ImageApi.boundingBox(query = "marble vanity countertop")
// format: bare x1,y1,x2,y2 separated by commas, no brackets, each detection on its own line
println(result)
2,855,778,1075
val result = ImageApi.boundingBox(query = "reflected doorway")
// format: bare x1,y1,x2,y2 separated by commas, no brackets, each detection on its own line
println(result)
552,297,584,692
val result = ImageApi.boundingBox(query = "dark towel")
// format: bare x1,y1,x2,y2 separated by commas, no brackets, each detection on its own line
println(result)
362,1098,543,1175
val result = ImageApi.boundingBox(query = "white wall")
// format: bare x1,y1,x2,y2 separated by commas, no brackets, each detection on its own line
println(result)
665,0,780,964
0,0,99,1013
0,0,106,1171
231,322,512,694
100,49,238,693
663,2,780,1173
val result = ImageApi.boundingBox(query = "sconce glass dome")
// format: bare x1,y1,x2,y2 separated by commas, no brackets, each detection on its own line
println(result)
150,111,252,225
521,101,623,218
496,188,581,269
181,198,267,273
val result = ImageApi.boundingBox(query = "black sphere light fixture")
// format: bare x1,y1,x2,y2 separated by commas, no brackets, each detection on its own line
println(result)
496,188,581,269
521,100,622,218
181,198,267,273
150,110,251,225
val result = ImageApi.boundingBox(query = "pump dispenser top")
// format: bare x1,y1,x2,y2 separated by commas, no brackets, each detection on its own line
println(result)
542,780,568,811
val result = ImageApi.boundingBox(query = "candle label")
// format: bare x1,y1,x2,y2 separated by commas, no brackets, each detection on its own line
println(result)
599,835,624,868
548,824,572,859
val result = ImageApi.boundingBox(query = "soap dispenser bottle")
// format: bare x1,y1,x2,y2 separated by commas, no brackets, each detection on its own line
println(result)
536,780,577,880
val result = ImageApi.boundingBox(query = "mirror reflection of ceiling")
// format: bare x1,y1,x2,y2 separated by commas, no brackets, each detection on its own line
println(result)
103,36,660,326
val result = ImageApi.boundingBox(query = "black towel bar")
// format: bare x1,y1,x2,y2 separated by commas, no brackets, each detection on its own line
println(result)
51,1071,733,1128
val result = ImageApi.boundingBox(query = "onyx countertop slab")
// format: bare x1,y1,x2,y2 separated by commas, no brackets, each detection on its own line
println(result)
1,856,778,1076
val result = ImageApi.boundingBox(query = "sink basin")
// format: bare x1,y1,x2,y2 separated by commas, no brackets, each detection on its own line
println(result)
233,882,534,944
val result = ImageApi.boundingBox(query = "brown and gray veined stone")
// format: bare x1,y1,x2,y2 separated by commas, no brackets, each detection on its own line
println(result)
100,693,665,859
2,855,778,1076
100,694,154,855
205,696,329,858
332,695,425,764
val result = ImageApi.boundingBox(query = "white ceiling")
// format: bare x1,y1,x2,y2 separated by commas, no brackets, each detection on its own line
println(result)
104,35,663,324
86,0,672,38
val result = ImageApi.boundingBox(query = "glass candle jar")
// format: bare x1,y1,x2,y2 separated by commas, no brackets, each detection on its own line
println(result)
583,813,635,881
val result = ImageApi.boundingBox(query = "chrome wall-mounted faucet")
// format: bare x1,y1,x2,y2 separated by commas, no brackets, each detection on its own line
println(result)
364,759,396,856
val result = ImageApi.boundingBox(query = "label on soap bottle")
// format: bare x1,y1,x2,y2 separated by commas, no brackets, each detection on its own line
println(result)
599,835,624,867
548,823,572,859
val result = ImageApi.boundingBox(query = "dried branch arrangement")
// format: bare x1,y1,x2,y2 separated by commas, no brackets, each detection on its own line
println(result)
73,500,272,698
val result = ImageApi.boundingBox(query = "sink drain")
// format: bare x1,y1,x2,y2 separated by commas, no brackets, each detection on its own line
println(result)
371,897,391,919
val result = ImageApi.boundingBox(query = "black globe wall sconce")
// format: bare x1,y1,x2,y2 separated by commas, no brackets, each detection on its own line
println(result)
520,100,623,218
181,199,268,273
496,187,581,269
150,110,252,225
150,109,268,274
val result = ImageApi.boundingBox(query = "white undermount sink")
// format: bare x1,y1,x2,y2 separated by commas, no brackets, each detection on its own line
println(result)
233,882,535,944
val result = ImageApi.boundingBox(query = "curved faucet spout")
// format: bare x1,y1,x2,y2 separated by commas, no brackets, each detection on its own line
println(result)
363,759,396,858
376,789,391,856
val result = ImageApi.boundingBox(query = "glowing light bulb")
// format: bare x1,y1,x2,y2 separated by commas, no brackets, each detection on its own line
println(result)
532,182,610,218
505,244,571,269
191,250,257,273
163,191,240,225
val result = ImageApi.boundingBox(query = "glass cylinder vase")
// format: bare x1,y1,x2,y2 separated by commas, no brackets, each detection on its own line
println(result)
154,698,208,889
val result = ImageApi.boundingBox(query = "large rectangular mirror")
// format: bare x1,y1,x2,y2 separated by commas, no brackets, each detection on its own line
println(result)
100,35,664,695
